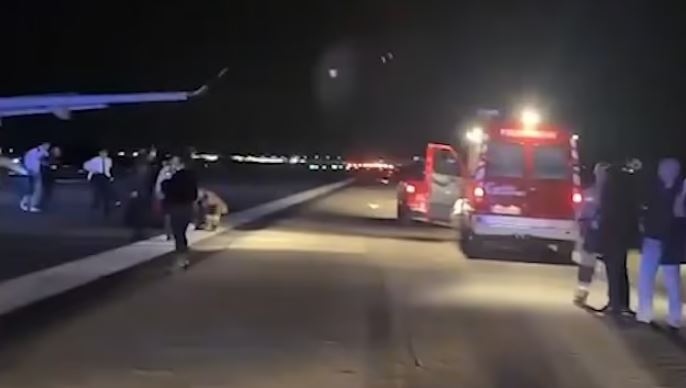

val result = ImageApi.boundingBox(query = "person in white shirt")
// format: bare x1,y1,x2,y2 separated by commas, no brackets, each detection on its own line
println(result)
20,142,50,212
83,149,114,217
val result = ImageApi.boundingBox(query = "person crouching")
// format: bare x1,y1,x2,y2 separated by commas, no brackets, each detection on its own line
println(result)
195,188,228,231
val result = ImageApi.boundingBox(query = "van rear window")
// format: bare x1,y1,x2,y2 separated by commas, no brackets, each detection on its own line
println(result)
486,142,524,178
533,146,569,179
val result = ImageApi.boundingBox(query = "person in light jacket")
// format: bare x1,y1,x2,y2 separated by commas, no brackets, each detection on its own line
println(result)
637,158,684,329
20,142,50,212
573,162,609,306
83,149,114,217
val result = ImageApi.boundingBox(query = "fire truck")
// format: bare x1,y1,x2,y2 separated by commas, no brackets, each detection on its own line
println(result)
397,111,581,260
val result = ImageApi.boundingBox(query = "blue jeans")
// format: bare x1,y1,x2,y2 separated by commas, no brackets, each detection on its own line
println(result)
20,173,42,208
637,238,683,327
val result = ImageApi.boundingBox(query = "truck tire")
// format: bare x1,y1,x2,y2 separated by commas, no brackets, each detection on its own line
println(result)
461,232,482,258
397,204,412,225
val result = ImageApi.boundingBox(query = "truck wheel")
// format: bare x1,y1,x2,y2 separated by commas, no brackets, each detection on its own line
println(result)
556,242,575,263
397,204,412,225
461,232,482,258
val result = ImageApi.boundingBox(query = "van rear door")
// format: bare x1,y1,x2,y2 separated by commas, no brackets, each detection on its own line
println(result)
481,141,529,216
526,144,574,219
426,143,463,222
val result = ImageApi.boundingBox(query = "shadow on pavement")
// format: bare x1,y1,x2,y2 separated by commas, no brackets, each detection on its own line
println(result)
592,314,686,387
282,208,457,244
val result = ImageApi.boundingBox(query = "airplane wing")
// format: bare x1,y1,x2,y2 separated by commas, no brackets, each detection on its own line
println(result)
0,68,227,123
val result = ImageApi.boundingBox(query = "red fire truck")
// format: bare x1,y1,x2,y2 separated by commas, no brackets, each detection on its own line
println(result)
397,113,581,260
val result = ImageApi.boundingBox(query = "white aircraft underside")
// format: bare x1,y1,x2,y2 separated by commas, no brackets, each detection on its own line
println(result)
0,68,226,123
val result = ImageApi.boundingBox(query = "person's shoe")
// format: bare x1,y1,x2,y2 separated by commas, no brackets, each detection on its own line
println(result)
29,207,41,213
19,200,29,212
573,289,589,307
666,325,681,335
174,255,190,270
599,305,634,317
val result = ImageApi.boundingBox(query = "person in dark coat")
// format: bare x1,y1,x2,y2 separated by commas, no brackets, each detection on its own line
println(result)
125,149,157,240
636,158,684,328
40,146,61,211
599,162,640,316
161,157,198,269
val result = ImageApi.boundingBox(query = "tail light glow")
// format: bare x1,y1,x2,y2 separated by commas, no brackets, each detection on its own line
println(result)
572,192,583,204
405,184,416,194
474,186,485,198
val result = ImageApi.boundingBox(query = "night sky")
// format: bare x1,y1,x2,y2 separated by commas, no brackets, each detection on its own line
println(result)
0,1,685,163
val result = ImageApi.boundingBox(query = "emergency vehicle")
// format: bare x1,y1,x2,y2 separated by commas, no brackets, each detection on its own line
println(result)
396,143,465,224
397,111,581,260
458,115,581,258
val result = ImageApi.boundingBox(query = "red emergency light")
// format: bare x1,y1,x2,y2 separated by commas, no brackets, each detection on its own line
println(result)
500,128,558,140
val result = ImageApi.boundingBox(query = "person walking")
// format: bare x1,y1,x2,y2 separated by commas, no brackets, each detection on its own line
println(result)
155,156,181,239
599,161,640,316
573,162,609,306
20,142,50,213
125,149,158,240
161,157,198,269
83,148,114,217
40,146,61,211
636,158,684,329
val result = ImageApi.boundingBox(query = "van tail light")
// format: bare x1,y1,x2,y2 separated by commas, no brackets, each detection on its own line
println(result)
405,184,416,194
474,186,485,198
572,192,583,204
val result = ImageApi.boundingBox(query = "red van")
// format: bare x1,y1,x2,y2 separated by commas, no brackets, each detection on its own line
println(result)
397,143,465,225
457,121,581,259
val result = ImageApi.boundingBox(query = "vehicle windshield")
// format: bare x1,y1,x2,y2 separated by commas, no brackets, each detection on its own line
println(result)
485,141,525,178
533,145,569,180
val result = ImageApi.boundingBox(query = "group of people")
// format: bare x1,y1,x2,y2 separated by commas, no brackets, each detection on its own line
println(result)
13,143,228,268
574,158,685,329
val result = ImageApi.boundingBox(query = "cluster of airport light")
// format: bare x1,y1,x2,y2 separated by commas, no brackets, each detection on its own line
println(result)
345,162,395,170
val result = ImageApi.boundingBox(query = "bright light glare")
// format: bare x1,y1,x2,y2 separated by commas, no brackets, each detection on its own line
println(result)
465,126,484,144
572,134,580,141
572,192,583,204
328,68,338,79
474,186,485,198
231,155,287,164
405,184,416,194
193,153,220,162
521,109,542,127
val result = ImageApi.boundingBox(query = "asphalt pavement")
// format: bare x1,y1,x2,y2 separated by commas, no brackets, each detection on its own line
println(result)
0,173,336,281
0,184,685,387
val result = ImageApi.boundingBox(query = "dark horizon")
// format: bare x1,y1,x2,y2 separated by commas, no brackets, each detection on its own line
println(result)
0,2,685,163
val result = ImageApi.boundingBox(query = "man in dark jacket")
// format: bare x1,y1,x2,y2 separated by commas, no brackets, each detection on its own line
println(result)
162,157,198,268
599,162,640,315
637,158,684,328
126,149,157,240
